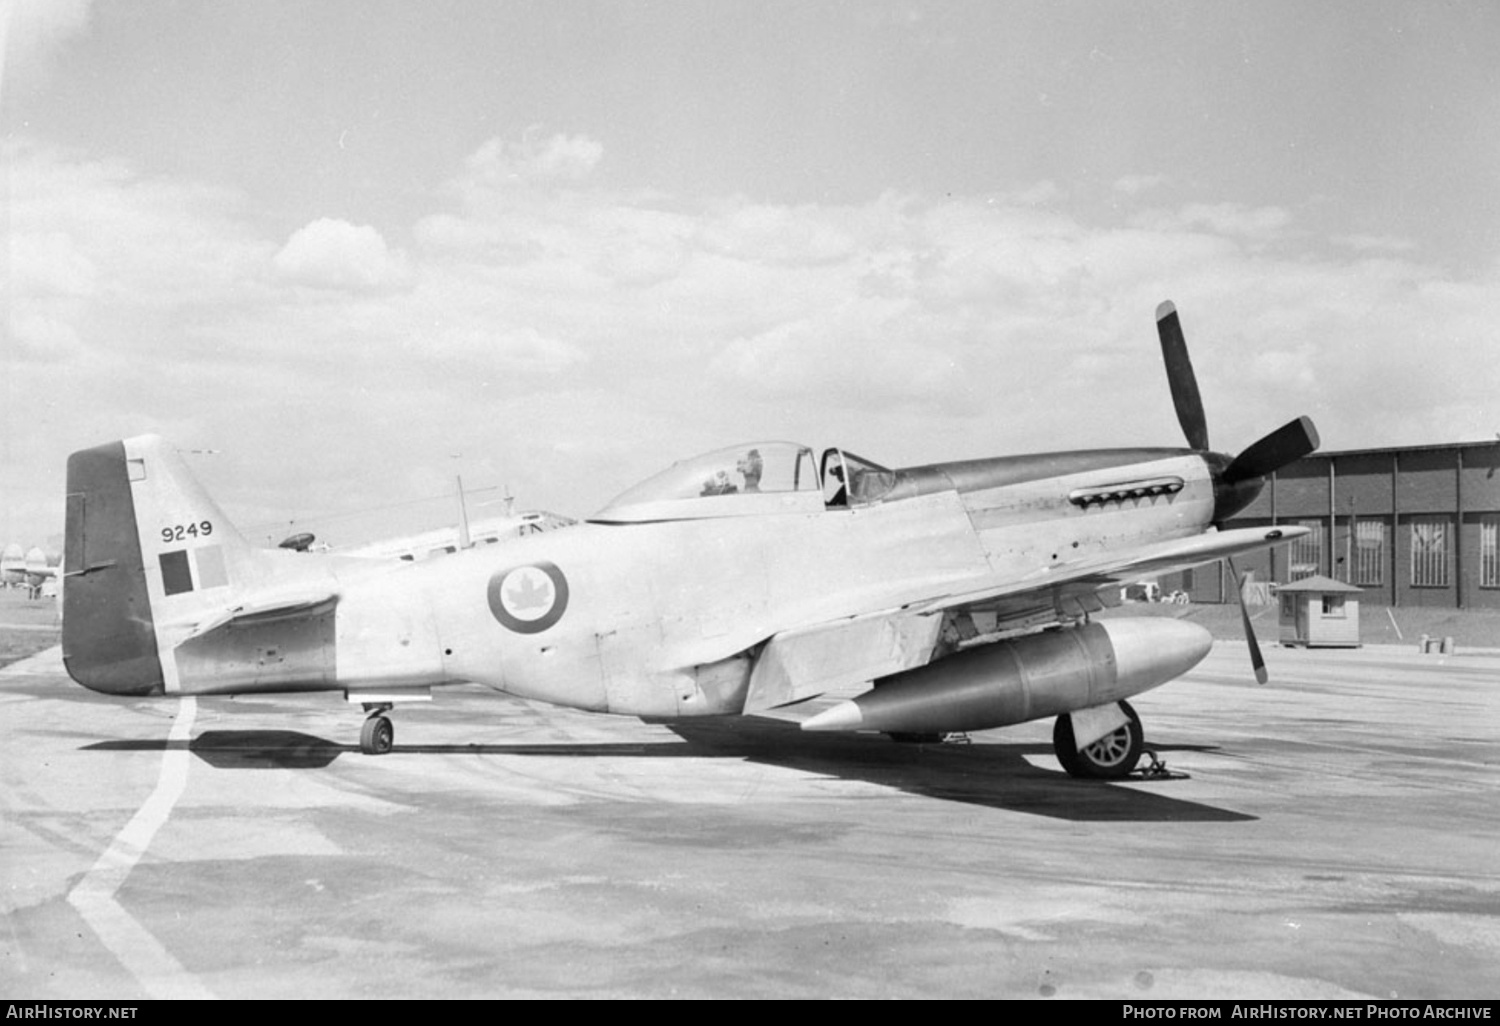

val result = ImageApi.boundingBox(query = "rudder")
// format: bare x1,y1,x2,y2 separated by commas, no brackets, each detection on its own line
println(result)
63,435,253,694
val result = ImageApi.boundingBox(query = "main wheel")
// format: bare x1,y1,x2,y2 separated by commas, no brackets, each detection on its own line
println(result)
1053,701,1143,780
360,715,394,755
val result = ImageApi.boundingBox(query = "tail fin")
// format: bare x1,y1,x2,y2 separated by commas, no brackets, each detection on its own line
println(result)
63,435,256,694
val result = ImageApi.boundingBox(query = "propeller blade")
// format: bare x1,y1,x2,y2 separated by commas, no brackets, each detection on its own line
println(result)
1156,301,1210,451
1226,556,1268,685
1223,415,1321,484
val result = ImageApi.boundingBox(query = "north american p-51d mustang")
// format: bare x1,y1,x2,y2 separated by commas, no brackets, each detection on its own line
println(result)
62,303,1318,777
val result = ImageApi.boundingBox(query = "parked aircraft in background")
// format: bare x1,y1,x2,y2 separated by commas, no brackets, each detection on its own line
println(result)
59,302,1317,776
334,511,575,563
270,475,575,561
0,544,23,587
3,543,60,598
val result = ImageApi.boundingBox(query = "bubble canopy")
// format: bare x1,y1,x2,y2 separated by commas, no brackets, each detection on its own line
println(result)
594,441,825,522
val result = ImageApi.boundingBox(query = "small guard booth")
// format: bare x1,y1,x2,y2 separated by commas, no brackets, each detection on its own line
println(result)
1277,576,1362,648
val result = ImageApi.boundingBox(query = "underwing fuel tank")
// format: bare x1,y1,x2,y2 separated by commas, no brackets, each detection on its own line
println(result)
800,618,1213,734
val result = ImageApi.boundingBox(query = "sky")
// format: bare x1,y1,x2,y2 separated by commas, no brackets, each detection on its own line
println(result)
4,0,1499,547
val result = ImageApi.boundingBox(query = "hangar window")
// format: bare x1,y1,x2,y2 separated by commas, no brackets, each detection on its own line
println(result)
1481,518,1499,589
1354,520,1385,587
1289,520,1323,580
1410,518,1449,588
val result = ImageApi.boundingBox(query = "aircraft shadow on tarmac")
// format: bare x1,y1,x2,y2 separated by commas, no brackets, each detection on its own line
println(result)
85,719,1253,823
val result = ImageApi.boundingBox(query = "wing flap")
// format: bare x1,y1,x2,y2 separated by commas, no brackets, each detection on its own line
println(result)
744,609,943,713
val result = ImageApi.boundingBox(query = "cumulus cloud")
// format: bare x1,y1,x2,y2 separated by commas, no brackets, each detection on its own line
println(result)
462,132,604,189
1130,202,1294,241
700,203,858,266
6,140,274,311
7,131,1500,544
272,218,411,291
9,231,97,296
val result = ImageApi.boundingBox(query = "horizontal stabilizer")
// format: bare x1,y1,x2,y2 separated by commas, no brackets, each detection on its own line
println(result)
182,590,340,641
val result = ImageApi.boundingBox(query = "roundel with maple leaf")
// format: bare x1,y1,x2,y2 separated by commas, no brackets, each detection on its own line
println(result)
487,562,569,634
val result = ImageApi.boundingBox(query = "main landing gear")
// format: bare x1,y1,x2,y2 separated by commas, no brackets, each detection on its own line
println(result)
1053,700,1144,780
359,704,395,755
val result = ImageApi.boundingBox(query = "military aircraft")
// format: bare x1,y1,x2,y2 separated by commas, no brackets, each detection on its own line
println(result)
60,302,1318,776
335,510,576,562
0,543,24,587
3,543,60,597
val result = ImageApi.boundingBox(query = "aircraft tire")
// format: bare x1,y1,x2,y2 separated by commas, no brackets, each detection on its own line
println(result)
360,715,394,756
1053,700,1142,780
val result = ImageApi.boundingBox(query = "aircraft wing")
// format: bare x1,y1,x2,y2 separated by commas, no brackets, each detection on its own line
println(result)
904,524,1307,617
744,524,1303,714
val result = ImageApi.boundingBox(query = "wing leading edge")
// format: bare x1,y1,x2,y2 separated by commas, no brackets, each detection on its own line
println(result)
744,524,1305,713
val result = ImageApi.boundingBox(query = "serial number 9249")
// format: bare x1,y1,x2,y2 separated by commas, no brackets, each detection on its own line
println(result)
162,521,213,543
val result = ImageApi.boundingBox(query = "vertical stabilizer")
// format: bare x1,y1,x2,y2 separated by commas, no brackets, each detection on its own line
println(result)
63,440,162,694
63,436,256,694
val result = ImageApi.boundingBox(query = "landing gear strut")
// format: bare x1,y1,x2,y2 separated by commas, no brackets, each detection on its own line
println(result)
1053,700,1143,779
359,704,395,755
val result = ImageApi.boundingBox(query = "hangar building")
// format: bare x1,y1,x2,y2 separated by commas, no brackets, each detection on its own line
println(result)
1163,440,1500,610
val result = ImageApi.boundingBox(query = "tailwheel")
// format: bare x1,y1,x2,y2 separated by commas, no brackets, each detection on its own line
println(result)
360,712,394,756
1053,700,1143,780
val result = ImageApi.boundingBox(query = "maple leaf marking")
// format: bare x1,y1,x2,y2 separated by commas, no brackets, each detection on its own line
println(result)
504,568,554,618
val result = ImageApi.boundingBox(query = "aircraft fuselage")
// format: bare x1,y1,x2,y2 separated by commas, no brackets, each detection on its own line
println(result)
108,446,1223,723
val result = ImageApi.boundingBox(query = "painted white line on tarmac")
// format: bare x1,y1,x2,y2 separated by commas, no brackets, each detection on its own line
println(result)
67,696,215,1000
0,644,63,675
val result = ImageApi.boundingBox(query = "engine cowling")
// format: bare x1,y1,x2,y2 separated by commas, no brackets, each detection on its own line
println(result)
800,617,1212,734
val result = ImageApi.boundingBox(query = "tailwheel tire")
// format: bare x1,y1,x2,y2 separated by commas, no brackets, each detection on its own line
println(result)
1053,701,1143,780
360,715,394,756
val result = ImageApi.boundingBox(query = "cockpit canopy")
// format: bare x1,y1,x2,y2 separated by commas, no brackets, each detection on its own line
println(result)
593,442,898,523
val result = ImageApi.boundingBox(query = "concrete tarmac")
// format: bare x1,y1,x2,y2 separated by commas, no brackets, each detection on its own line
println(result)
3,641,1497,1000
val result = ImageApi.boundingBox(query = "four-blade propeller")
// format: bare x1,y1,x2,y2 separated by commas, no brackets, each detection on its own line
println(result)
1222,415,1321,485
1155,301,1321,684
